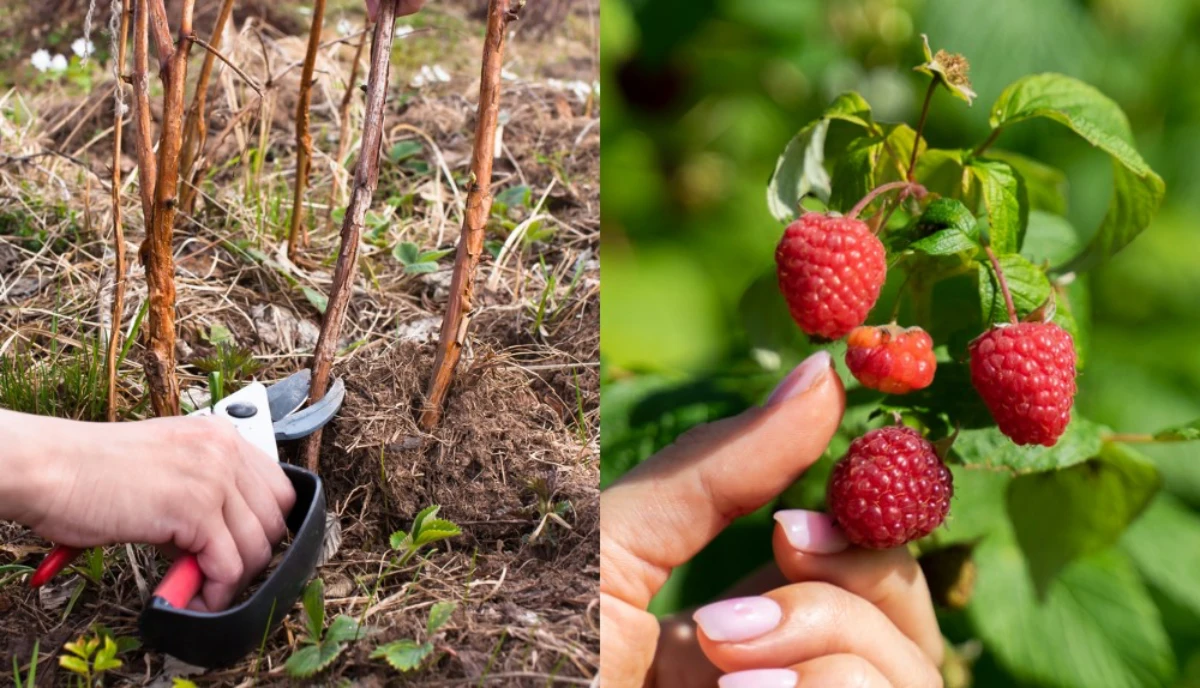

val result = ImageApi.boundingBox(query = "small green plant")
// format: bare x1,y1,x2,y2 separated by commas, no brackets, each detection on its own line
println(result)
392,241,453,274
191,324,261,400
390,505,462,566
0,333,107,421
284,579,361,679
370,601,457,672
58,626,136,688
525,476,574,546
12,640,37,688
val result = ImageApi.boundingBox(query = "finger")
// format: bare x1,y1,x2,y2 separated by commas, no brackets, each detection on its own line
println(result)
772,511,943,665
201,493,270,611
194,518,243,612
718,655,892,688
694,582,939,688
237,461,290,544
602,351,844,608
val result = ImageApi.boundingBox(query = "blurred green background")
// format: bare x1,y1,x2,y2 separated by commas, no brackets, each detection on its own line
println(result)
601,0,1200,685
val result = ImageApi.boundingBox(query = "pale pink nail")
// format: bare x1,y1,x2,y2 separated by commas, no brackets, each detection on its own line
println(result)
774,509,849,554
766,351,831,406
718,669,798,688
692,596,782,642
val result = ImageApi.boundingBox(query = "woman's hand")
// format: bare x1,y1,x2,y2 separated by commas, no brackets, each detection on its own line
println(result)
1,411,295,612
600,351,944,687
365,0,426,22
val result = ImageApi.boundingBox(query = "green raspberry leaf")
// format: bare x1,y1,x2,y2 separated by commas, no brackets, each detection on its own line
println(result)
969,542,1172,688
1007,442,1159,594
413,518,462,547
301,579,325,641
285,639,346,679
301,287,328,315
976,254,1082,363
988,73,1165,272
324,615,361,645
1151,419,1200,442
987,150,1067,215
370,639,434,672
887,197,979,257
1122,493,1200,620
966,158,1025,255
952,415,1104,473
766,93,873,223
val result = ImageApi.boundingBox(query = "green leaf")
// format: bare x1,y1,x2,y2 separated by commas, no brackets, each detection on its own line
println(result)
988,150,1067,215
302,578,325,641
403,262,439,275
766,92,874,222
370,640,433,672
172,680,199,688
967,158,1025,254
1020,211,1081,266
325,615,360,645
413,518,462,546
952,416,1104,473
302,287,328,315
494,185,532,210
393,241,421,266
411,504,440,537
206,323,234,346
1152,419,1200,442
889,197,980,257
913,148,967,200
57,656,89,676
827,134,882,213
426,601,457,635
285,639,346,678
1123,493,1200,620
1007,442,1159,594
418,248,454,263
387,140,423,163
389,530,410,550
976,254,1081,358
969,543,1173,688
988,73,1165,272
92,655,122,672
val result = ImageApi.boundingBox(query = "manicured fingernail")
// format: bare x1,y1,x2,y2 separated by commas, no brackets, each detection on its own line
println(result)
718,669,798,688
693,596,782,642
766,350,832,406
774,509,849,554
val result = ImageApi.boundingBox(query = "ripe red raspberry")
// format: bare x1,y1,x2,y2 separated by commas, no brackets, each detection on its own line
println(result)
776,213,887,340
845,324,937,394
969,322,1077,446
826,426,953,549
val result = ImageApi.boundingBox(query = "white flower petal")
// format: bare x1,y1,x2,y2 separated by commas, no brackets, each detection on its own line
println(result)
50,54,68,72
31,49,52,72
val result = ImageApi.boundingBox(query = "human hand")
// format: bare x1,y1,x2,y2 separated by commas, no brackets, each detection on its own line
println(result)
366,0,426,22
600,351,944,687
7,412,295,612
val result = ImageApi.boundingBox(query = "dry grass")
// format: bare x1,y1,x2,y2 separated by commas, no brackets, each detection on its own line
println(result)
0,1,598,684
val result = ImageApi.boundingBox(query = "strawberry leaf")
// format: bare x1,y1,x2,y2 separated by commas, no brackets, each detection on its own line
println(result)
426,601,457,636
370,639,433,672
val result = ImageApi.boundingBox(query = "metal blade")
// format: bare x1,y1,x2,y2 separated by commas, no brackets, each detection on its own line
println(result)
273,377,345,441
266,369,312,422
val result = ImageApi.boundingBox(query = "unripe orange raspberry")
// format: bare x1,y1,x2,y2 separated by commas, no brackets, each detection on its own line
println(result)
845,325,937,394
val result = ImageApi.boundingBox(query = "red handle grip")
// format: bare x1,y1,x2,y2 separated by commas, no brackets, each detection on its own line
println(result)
153,554,203,609
29,545,82,588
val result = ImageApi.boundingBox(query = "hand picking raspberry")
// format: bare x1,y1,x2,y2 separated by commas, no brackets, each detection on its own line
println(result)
601,352,943,688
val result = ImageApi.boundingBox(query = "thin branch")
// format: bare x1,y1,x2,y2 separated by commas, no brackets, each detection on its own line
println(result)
288,0,328,261
972,127,1002,159
300,0,399,471
146,0,173,73
179,0,236,217
132,0,156,223
847,180,926,220
188,33,263,96
330,26,369,218
906,79,935,181
106,0,131,423
420,0,524,431
984,245,1018,325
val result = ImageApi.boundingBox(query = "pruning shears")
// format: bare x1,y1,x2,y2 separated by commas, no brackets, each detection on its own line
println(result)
28,369,345,668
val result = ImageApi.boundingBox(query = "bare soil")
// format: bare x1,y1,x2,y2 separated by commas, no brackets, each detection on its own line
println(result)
0,0,599,684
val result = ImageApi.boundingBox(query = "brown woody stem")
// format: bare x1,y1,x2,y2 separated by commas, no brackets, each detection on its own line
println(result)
288,0,328,261
330,26,369,219
984,245,1018,325
132,0,156,224
300,0,399,471
419,0,522,431
906,79,935,181
106,0,131,423
847,181,926,220
147,0,173,73
178,0,235,218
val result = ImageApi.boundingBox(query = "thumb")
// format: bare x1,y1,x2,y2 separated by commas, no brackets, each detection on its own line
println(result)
600,351,844,609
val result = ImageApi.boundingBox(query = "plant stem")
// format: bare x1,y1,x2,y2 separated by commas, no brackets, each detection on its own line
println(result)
288,0,328,261
300,0,400,472
847,181,926,220
420,0,523,431
178,0,235,218
906,79,936,181
143,0,195,417
1102,433,1156,443
972,127,1002,159
106,0,130,423
329,27,369,223
131,0,156,224
984,245,1018,325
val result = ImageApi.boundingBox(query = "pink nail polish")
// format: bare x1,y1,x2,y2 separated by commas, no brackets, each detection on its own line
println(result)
692,596,782,643
774,509,849,554
766,351,832,406
718,669,799,688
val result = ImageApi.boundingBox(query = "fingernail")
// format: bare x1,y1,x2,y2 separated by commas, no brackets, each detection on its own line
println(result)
774,509,849,554
692,596,782,642
766,350,832,406
718,669,799,688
